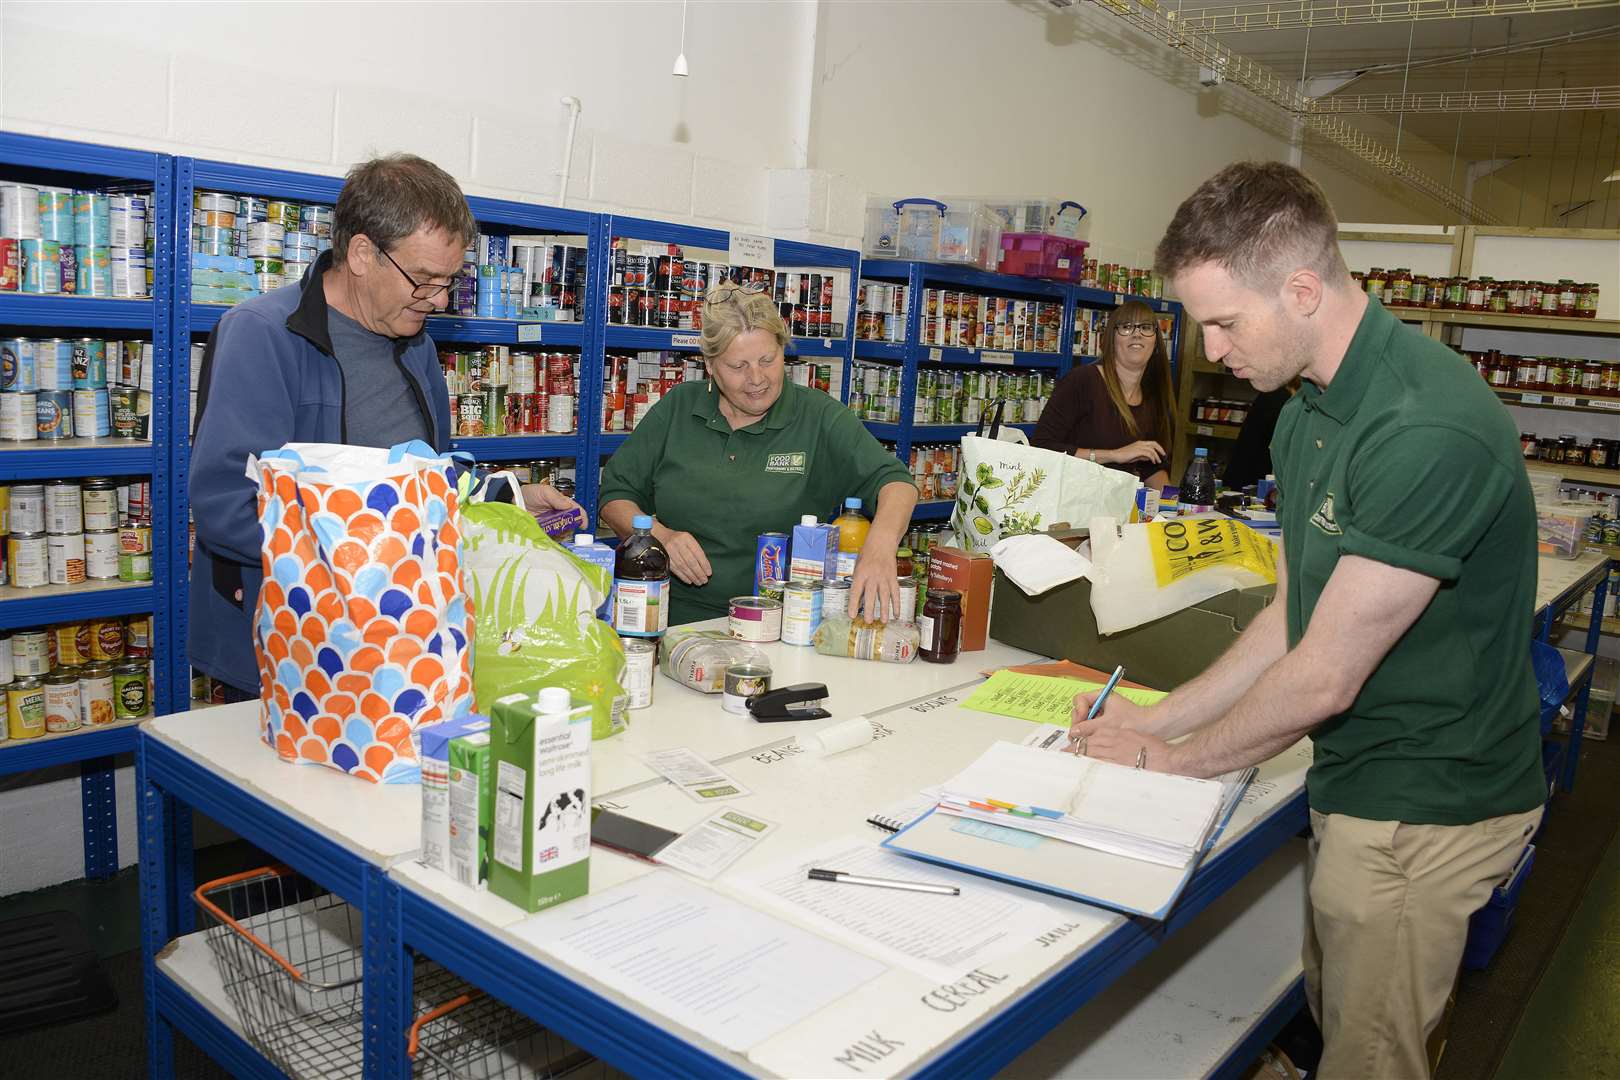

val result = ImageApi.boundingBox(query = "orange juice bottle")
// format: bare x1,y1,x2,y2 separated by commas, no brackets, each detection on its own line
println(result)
833,498,870,580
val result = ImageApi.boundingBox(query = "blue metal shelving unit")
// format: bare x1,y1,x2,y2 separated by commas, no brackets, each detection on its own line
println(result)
0,130,173,884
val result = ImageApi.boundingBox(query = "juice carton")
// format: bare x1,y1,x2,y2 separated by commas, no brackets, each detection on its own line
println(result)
790,515,840,582
447,728,493,888
418,715,491,874
488,689,592,913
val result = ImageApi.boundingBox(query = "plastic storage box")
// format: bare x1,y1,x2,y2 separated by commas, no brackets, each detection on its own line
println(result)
863,197,1001,270
999,233,1090,283
987,199,1087,238
1462,843,1535,970
1535,501,1596,559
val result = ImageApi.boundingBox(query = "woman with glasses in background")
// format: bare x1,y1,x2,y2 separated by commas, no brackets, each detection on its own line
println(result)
598,281,917,627
1031,300,1177,490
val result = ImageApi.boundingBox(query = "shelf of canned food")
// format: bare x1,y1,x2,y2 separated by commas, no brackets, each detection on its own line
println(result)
0,184,154,300
0,612,156,750
849,362,1053,426
0,335,153,445
0,477,155,625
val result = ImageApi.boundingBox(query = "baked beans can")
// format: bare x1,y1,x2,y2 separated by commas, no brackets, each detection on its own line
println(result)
0,238,19,291
12,631,49,677
43,672,81,733
71,338,105,389
728,596,783,643
11,483,43,532
84,529,119,579
621,636,655,710
45,479,81,533
81,478,118,530
49,531,86,585
118,522,151,554
0,391,36,441
90,616,124,661
36,389,71,439
113,661,149,719
1,337,34,392
722,663,772,715
54,622,89,667
7,677,45,740
782,580,824,646
79,662,114,726
9,531,47,588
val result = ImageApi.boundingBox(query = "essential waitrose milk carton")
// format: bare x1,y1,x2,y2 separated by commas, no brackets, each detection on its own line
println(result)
418,715,491,874
789,515,840,582
447,728,492,888
488,688,592,912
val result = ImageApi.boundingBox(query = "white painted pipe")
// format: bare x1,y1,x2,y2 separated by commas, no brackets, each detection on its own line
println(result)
558,95,582,207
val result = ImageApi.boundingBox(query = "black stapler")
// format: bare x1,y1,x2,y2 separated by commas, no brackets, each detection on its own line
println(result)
747,683,832,722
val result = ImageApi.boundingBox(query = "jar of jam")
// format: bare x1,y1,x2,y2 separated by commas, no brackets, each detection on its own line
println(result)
1600,362,1620,396
1365,267,1387,299
1489,356,1512,388
1531,356,1550,389
1391,268,1413,306
1538,437,1558,463
1557,434,1578,463
1520,432,1537,459
1582,359,1604,394
1465,278,1487,311
1539,282,1561,315
1522,280,1544,314
1503,280,1524,313
1487,279,1509,313
1514,356,1538,388
1564,358,1587,389
1425,276,1445,309
1547,359,1569,390
1588,440,1610,469
1577,283,1599,318
918,589,962,664
1556,279,1579,317
896,547,914,578
1443,277,1465,309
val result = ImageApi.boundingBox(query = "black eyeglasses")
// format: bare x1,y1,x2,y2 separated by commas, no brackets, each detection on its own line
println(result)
1116,321,1158,336
375,243,464,301
704,280,769,306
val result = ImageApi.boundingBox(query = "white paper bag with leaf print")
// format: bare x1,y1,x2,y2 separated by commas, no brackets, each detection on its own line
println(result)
949,435,1139,553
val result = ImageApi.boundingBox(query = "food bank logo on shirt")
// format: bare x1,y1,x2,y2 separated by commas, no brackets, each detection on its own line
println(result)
765,451,807,475
1310,493,1342,536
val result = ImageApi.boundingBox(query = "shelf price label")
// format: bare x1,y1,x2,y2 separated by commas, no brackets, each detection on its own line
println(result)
981,351,1014,366
1590,399,1620,411
671,333,700,349
516,324,543,344
1552,395,1579,407
1196,425,1214,436
1520,393,1542,404
728,232,775,269
928,347,943,362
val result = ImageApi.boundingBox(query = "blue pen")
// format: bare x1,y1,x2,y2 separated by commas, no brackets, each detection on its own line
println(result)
1086,665,1126,723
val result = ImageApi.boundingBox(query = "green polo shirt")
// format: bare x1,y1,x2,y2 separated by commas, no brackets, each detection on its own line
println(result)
598,381,915,625
1272,297,1544,825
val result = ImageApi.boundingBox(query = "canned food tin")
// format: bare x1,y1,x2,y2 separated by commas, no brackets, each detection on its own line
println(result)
109,195,146,247
84,529,119,579
11,483,43,532
0,391,35,440
621,637,655,710
897,577,918,622
44,672,81,733
722,663,772,715
48,531,86,585
0,634,11,685
822,579,852,619
760,578,786,604
547,394,575,433
1,337,34,392
72,388,109,436
124,613,151,657
70,338,105,388
7,677,45,740
113,661,149,719
45,479,82,533
34,338,69,390
80,478,118,530
781,580,824,646
118,522,151,554
727,596,783,643
9,531,47,588
90,616,124,660
79,662,115,726
12,631,49,677
54,622,89,667
118,551,152,582
110,386,139,438
35,389,71,439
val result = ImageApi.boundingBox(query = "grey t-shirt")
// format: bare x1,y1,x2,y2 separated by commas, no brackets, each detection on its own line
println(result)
327,307,431,448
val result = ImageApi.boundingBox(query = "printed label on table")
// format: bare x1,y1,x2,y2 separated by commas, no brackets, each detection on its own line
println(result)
640,747,753,802
980,351,1014,366
671,333,700,349
1552,395,1579,407
656,809,780,880
729,232,775,269
516,324,544,344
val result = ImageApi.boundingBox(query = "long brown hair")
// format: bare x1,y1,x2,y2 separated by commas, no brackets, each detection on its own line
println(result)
1098,300,1176,442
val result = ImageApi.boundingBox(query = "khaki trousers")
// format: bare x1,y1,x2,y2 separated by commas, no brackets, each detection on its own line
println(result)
1303,805,1543,1080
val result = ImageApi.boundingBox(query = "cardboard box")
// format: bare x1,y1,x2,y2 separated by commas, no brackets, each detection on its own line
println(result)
989,570,1275,690
488,690,592,913
928,546,994,652
418,715,491,874
447,729,492,888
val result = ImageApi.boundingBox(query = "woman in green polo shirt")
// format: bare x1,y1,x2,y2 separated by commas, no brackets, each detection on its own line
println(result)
599,281,918,628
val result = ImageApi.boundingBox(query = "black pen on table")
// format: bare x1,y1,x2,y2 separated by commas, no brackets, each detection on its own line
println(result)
807,868,960,896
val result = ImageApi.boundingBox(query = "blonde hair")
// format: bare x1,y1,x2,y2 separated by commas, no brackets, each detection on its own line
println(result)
699,283,790,362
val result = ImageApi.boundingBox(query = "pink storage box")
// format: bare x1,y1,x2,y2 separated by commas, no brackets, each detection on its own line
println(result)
999,233,1090,283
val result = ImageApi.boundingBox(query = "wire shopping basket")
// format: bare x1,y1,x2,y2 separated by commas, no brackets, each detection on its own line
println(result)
408,988,617,1080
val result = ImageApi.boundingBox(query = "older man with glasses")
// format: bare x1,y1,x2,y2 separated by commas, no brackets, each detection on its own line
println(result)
188,153,579,703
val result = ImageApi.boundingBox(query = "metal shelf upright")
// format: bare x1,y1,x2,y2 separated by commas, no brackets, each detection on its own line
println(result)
0,130,174,883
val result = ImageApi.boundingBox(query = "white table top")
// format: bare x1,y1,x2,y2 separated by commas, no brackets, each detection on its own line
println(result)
1535,550,1612,614
143,701,425,869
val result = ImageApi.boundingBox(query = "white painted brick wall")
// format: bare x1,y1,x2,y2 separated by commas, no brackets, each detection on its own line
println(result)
2,16,171,142
693,157,770,231
589,135,697,218
171,57,335,165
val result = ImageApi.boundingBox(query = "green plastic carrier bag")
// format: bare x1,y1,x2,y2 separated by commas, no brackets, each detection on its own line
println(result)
461,499,628,740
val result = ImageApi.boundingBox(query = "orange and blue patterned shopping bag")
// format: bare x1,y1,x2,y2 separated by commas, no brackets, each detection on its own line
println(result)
248,441,475,783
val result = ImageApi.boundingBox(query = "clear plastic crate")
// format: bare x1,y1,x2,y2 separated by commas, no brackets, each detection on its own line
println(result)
863,197,1001,270
986,199,1087,238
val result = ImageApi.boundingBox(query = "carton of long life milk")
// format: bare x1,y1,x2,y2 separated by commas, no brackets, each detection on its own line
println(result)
447,728,492,888
418,714,491,874
789,515,840,582
488,688,592,912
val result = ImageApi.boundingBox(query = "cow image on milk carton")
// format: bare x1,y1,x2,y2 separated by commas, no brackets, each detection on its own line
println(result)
447,728,493,888
789,515,840,582
418,715,491,875
488,688,592,912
